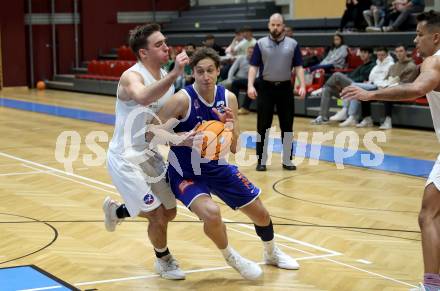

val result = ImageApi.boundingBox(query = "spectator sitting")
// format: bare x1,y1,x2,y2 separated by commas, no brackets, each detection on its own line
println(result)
203,34,225,56
306,33,348,73
231,26,256,57
339,0,373,32
174,43,196,91
220,46,255,115
364,0,388,31
220,26,256,81
310,47,375,125
363,44,419,129
382,0,425,31
339,47,394,127
224,28,244,61
284,26,294,37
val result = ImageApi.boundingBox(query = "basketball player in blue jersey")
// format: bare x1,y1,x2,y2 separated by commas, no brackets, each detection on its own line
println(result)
342,11,440,291
152,47,299,280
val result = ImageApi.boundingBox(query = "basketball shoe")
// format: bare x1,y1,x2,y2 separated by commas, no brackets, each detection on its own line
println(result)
264,246,300,270
102,196,124,232
225,248,262,280
154,254,186,280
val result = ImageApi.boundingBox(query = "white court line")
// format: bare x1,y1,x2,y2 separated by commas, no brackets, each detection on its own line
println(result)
357,259,372,265
178,210,340,260
0,151,417,288
18,286,63,291
0,170,51,177
349,239,411,243
22,164,118,195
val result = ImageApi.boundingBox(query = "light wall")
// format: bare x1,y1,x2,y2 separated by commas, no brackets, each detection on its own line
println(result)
293,0,345,19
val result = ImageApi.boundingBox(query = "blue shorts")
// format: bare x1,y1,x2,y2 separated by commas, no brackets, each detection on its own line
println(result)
167,164,261,210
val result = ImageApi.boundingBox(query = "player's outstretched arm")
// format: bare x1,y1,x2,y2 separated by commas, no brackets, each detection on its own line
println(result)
119,51,189,106
146,91,195,147
342,56,440,101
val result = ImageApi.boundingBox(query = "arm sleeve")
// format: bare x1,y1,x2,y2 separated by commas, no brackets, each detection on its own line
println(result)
292,45,304,67
249,42,262,66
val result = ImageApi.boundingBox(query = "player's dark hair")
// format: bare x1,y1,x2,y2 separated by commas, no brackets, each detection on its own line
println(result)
129,23,161,59
190,47,220,69
417,10,440,31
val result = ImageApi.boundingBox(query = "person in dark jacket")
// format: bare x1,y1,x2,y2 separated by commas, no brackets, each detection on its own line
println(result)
340,0,372,31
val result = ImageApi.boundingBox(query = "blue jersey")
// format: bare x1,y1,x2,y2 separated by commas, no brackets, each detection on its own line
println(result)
169,84,229,176
167,84,261,210
175,84,227,132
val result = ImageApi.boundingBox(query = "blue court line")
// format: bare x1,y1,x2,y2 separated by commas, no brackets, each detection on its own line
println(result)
0,97,115,125
0,97,434,178
241,133,434,178
0,265,76,291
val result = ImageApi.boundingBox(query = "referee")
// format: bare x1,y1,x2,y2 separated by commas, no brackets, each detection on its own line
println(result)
247,13,306,171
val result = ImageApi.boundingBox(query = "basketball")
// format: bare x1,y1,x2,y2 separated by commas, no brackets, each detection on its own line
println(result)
36,81,46,90
196,120,232,160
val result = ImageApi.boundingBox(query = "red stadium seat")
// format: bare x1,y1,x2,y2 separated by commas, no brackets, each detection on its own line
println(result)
312,47,326,58
87,60,99,74
332,48,362,73
295,69,326,94
301,47,312,57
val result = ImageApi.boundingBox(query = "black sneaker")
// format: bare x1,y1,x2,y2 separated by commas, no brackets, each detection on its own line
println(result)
256,164,267,171
282,164,297,171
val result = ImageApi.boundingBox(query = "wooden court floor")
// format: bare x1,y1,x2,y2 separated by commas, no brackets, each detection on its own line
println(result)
0,88,438,290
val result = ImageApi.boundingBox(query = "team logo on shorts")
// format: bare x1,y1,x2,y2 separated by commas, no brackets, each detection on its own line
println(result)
143,193,155,205
178,179,194,194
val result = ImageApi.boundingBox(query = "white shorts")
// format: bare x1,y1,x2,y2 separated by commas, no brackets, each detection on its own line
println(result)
426,154,440,190
107,150,176,217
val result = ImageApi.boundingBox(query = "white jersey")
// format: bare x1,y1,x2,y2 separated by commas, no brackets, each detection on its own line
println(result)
108,62,174,154
426,49,440,142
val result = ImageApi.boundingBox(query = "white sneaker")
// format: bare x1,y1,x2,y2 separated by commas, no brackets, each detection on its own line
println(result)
264,246,299,270
154,255,186,280
329,108,348,121
366,26,382,32
339,116,357,127
379,116,392,130
310,87,323,97
356,116,373,128
225,249,262,280
102,196,124,232
310,115,329,125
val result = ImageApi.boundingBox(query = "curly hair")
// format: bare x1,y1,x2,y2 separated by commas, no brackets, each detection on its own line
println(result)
189,47,220,69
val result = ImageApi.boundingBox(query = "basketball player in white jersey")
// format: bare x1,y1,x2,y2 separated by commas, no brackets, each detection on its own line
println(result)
103,23,189,280
341,11,440,291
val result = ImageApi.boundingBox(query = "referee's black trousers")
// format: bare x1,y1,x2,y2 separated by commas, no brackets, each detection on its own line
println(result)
256,80,294,165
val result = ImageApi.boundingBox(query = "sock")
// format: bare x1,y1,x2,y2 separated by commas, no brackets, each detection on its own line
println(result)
220,245,233,259
154,246,170,259
424,273,440,286
116,204,130,218
254,220,274,242
263,239,275,254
